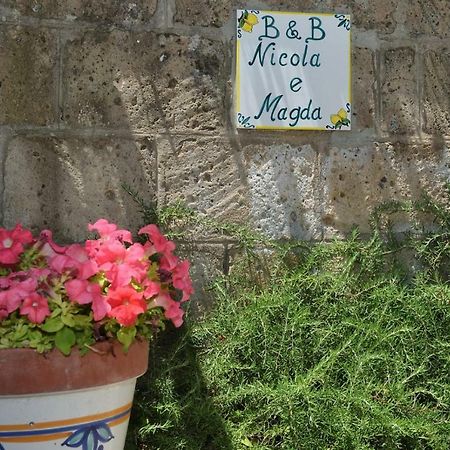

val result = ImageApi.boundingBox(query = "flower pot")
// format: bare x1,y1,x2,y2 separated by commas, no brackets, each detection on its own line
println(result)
0,340,149,450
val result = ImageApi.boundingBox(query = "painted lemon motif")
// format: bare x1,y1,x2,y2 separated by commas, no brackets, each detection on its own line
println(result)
238,11,259,33
330,108,350,129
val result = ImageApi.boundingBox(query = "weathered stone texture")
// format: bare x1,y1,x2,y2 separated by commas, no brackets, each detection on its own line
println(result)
321,142,450,237
405,0,450,38
63,31,227,133
3,136,156,241
352,47,376,130
423,49,450,136
157,137,249,232
175,0,397,33
0,26,57,125
244,143,322,240
381,47,418,135
0,0,158,24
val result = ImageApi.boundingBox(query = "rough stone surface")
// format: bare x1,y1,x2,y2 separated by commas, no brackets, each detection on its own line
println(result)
243,143,322,240
62,31,228,133
405,0,450,38
320,142,450,237
4,136,156,241
0,0,158,24
0,25,57,126
158,137,249,232
381,47,418,135
175,0,397,33
423,48,450,136
177,242,225,317
352,47,376,130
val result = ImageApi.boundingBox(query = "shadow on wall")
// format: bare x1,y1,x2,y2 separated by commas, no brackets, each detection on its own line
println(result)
4,26,228,242
2,16,234,450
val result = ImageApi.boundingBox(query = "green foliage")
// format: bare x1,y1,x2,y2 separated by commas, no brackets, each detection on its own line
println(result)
127,328,233,450
129,189,450,449
124,184,265,249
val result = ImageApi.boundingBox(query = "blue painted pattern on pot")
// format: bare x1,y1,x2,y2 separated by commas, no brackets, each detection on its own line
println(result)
0,403,131,449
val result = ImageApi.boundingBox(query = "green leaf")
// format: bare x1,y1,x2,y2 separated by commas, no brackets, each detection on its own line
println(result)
117,326,136,352
72,314,92,328
55,327,76,356
40,317,65,333
61,314,76,328
12,324,29,341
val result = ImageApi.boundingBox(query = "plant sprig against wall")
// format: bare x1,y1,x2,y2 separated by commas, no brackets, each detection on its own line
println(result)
126,186,450,450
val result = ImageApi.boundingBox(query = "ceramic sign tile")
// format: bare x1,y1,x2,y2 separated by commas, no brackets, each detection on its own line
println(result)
236,10,351,131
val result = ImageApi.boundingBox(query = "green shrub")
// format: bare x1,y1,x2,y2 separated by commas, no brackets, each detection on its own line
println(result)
127,189,450,450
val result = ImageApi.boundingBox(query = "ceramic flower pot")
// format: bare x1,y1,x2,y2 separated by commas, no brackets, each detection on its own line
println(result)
0,340,149,450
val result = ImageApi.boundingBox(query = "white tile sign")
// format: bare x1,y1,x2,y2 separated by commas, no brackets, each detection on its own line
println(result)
236,10,351,131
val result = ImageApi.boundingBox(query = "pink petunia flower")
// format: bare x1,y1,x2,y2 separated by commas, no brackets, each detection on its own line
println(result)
107,286,147,327
20,293,50,324
88,219,132,243
152,293,185,328
172,260,194,302
0,224,33,265
160,252,179,272
0,276,38,313
143,280,162,299
65,279,110,321
49,244,97,279
139,224,176,254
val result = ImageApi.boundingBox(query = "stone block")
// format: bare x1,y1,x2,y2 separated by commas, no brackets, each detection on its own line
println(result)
381,47,418,135
176,242,225,317
3,136,156,242
330,0,397,33
243,142,322,240
157,137,250,237
423,48,450,136
0,25,57,126
175,0,397,33
352,47,376,130
0,0,158,25
405,0,450,38
62,31,228,133
320,142,450,237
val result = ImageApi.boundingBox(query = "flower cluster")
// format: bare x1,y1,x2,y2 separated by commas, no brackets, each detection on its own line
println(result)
0,220,193,354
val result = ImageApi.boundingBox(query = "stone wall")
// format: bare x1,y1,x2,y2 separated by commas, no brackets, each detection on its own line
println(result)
0,1,449,308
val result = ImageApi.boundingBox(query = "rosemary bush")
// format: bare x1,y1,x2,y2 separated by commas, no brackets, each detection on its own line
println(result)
128,188,450,450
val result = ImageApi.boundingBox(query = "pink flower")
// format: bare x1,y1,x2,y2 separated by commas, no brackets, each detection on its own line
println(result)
65,245,98,279
152,293,185,328
160,253,179,272
139,224,176,254
65,279,110,320
172,260,194,302
39,230,67,254
88,219,132,243
107,243,147,287
87,239,125,266
20,293,50,324
0,224,33,264
107,286,147,327
49,244,97,279
88,219,117,237
65,279,101,304
0,276,37,313
143,280,162,299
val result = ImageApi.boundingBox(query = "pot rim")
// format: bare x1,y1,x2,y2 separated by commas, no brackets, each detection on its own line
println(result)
0,339,149,395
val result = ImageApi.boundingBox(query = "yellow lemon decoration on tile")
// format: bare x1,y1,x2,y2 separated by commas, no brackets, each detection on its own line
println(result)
238,10,259,33
330,107,350,129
